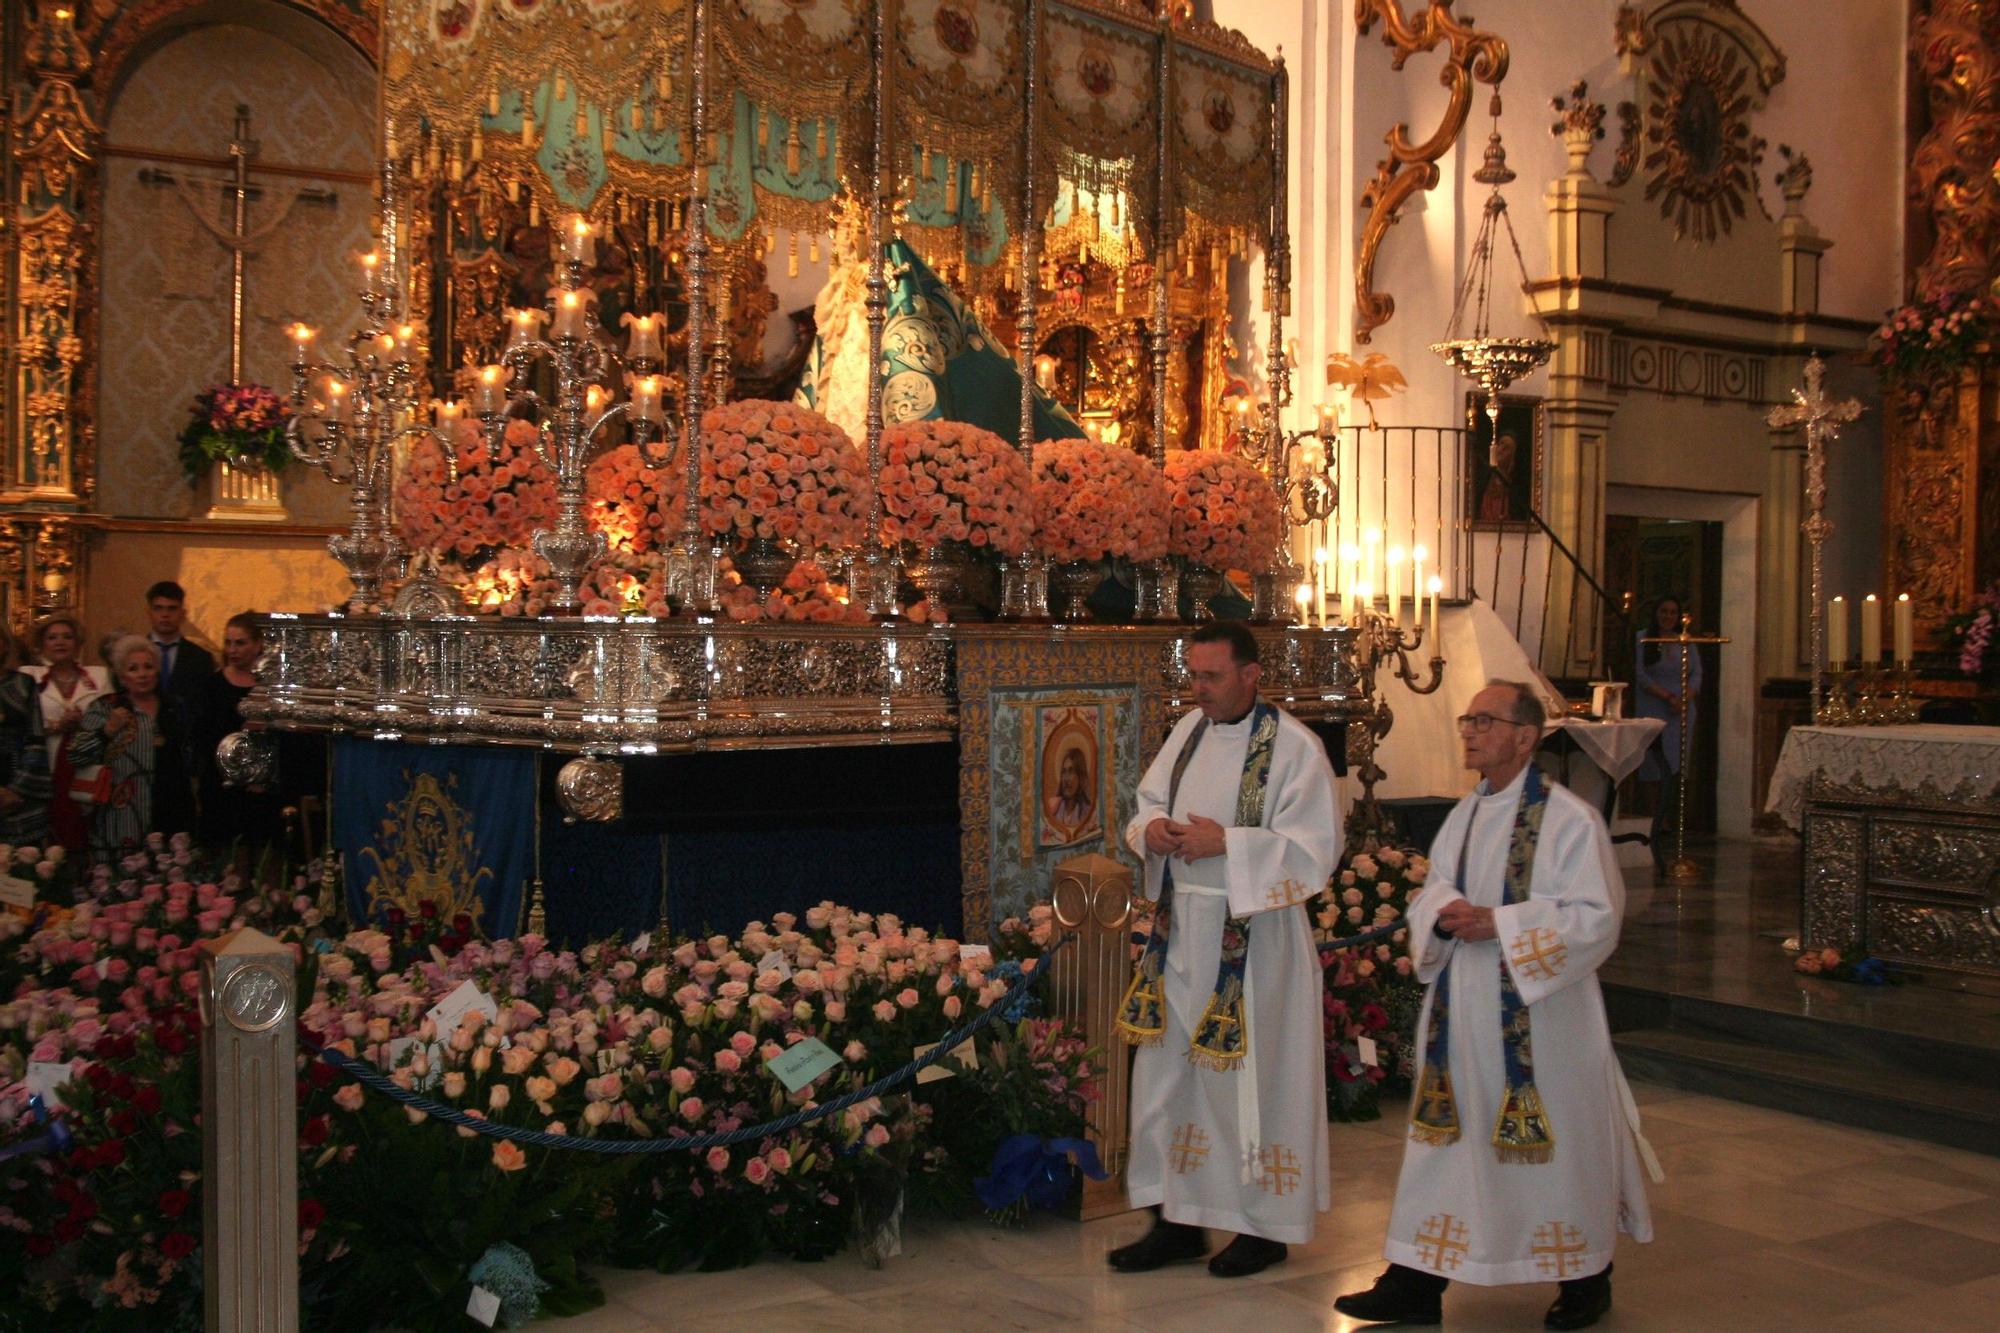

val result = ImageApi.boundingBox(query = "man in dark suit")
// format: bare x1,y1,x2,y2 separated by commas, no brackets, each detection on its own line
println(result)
146,580,217,711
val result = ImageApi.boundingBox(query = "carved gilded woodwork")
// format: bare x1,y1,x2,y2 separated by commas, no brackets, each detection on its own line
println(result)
1883,359,1992,650
1907,0,2000,304
1350,0,1508,344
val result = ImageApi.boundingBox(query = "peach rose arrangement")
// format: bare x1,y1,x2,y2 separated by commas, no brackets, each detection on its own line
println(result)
585,443,676,555
719,557,872,624
698,399,870,548
1164,448,1284,573
394,418,558,566
1030,439,1169,563
877,421,1035,556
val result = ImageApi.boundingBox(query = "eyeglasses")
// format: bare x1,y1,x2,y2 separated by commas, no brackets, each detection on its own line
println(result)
1455,713,1537,734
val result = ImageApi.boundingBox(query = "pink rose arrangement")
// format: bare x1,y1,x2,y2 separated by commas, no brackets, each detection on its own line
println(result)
3,833,1099,1327
698,399,870,548
877,421,1035,556
1164,448,1284,573
395,418,558,566
1031,439,1169,563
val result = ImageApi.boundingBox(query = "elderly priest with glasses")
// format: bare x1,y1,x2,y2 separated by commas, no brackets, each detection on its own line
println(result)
1336,680,1655,1331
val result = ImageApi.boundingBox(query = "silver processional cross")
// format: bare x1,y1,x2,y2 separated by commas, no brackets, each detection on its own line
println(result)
1766,355,1862,720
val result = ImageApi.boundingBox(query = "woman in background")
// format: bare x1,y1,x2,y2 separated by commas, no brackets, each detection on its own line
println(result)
1634,594,1702,834
22,613,110,758
68,636,196,860
195,612,280,856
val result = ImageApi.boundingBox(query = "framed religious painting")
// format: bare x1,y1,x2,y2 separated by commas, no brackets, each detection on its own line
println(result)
1034,702,1109,851
1463,393,1543,531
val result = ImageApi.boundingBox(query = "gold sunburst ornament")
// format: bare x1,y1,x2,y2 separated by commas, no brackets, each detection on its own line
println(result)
1641,26,1760,243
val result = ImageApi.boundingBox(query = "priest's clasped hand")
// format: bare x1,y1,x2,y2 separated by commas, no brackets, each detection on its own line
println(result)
1435,899,1498,941
1143,815,1228,861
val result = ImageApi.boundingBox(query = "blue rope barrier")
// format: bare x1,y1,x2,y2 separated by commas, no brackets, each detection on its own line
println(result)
0,1095,73,1165
310,932,1072,1154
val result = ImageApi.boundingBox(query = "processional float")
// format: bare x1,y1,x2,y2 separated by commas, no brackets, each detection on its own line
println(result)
243,2,1576,846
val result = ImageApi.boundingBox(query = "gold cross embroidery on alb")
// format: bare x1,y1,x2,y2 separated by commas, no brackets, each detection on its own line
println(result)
1169,1123,1211,1175
1415,1213,1470,1270
1509,926,1568,981
1256,1144,1301,1195
1263,878,1308,908
1532,1221,1588,1278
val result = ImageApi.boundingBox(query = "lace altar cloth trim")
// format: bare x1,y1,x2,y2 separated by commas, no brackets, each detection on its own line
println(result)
1766,724,2000,830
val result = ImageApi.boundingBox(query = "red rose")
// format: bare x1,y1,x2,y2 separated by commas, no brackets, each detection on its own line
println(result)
308,1060,337,1090
132,1084,162,1114
156,1027,189,1055
158,1188,192,1218
298,1198,325,1232
160,1231,197,1261
299,1114,330,1148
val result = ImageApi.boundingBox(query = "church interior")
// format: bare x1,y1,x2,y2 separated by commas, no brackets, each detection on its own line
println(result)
4,0,2000,1328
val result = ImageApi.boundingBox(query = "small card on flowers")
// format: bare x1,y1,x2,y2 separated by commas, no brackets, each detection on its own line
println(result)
756,949,793,980
913,1037,979,1085
25,1061,72,1110
0,874,36,912
466,1285,502,1327
425,980,499,1035
765,1037,843,1093
955,943,992,967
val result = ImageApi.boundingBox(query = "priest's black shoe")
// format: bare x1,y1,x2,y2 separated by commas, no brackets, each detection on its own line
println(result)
1207,1233,1287,1277
1332,1264,1446,1326
1544,1263,1613,1331
1106,1216,1207,1272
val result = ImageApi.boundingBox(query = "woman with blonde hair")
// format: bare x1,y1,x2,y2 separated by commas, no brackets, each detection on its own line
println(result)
66,635,196,859
22,612,111,756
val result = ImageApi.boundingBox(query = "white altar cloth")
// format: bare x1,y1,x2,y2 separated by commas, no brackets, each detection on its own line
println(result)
1765,723,2000,830
1548,717,1666,785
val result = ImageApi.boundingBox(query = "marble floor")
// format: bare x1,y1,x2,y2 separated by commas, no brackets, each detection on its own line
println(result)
557,1082,2000,1331
1603,834,2000,1043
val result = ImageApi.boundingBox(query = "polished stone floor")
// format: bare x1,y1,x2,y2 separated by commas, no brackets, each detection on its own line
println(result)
560,1083,2000,1331
1605,834,2000,1044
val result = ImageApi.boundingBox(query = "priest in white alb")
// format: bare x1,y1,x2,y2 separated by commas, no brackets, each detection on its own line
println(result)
1336,680,1656,1331
1108,621,1340,1279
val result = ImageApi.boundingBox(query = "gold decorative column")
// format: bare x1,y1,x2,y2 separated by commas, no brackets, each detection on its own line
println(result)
7,3,97,505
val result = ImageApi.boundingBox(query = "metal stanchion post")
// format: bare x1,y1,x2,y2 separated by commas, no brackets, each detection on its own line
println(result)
201,927,298,1331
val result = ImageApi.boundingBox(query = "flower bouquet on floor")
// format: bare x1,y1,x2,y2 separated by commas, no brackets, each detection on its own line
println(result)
1793,944,1911,986
1163,449,1283,620
1315,847,1428,1121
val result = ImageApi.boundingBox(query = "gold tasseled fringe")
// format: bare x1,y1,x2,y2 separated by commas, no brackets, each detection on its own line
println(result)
1186,1048,1245,1073
1496,1144,1555,1164
1408,1123,1461,1147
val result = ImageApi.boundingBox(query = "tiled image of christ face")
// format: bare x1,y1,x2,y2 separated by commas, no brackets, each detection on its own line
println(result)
1045,746,1095,831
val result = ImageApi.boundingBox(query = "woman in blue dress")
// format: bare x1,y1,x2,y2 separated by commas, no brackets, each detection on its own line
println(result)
1634,594,1702,831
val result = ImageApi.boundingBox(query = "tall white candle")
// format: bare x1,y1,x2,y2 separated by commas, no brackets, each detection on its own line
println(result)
1861,594,1882,665
1828,596,1848,666
1427,575,1442,646
1894,594,1914,665
1385,547,1405,623
1294,584,1312,628
1412,543,1427,618
1314,546,1329,629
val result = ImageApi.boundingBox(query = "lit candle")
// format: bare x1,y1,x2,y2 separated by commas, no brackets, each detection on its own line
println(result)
322,375,353,424
1316,402,1334,442
434,398,466,427
560,214,597,266
1363,527,1381,593
1034,354,1056,391
1356,582,1373,626
630,374,665,425
1861,594,1882,665
288,322,318,365
474,364,509,416
623,312,663,364
1313,545,1329,629
1294,583,1312,627
1894,593,1914,665
1386,547,1405,622
585,384,610,417
1828,596,1849,666
1341,542,1360,605
1412,543,1428,616
394,322,422,362
1427,574,1442,646
359,250,381,292
551,287,591,340
505,307,544,350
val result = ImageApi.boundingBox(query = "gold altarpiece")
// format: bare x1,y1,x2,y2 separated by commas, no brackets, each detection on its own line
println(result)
1884,0,2000,655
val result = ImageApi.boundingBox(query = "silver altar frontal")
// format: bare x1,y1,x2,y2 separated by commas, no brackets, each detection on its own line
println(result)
246,615,1364,754
1768,724,2000,979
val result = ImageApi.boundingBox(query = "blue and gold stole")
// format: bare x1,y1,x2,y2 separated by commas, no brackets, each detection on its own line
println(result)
1409,763,1556,1162
1114,701,1279,1071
